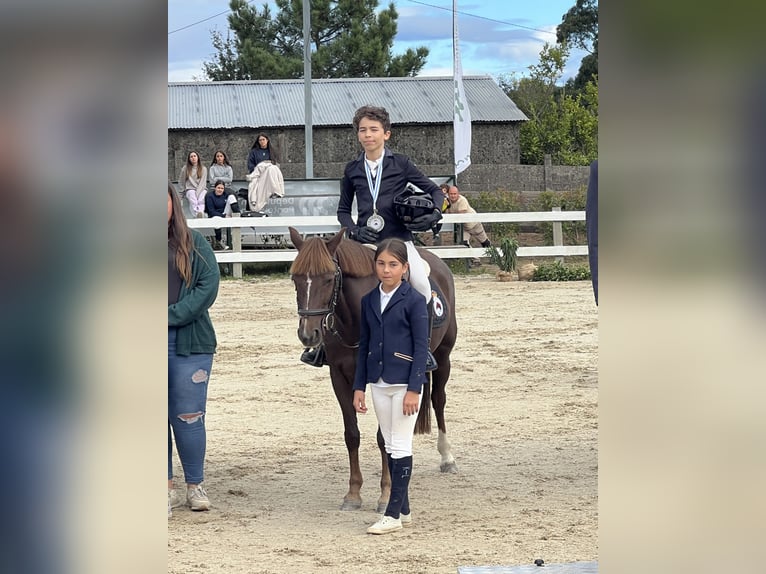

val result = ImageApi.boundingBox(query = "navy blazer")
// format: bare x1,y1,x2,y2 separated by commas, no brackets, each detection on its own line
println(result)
353,281,429,393
337,148,443,242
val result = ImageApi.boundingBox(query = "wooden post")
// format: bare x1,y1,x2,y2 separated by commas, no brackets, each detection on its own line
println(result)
552,206,563,264
231,215,243,279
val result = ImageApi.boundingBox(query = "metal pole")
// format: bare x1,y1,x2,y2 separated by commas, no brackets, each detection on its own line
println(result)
303,0,313,178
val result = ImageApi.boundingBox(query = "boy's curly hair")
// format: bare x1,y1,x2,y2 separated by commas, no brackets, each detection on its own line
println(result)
352,105,391,132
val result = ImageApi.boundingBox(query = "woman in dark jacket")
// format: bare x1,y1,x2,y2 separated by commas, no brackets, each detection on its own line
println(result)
247,133,279,173
167,182,220,517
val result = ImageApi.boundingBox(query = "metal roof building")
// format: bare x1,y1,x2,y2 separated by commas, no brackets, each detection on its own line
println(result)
168,76,527,130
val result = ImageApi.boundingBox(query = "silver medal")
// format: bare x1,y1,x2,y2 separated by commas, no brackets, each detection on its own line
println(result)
367,212,385,231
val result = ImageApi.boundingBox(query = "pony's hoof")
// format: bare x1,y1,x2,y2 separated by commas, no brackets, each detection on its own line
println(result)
339,499,362,511
375,501,388,514
440,461,459,474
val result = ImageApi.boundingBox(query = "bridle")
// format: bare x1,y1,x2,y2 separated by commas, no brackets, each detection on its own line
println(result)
296,258,358,348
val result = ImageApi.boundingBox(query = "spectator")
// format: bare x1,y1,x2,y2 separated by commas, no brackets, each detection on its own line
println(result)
204,180,240,251
247,133,279,172
432,183,451,245
445,186,491,248
208,150,234,191
167,182,220,517
179,151,207,218
245,133,285,212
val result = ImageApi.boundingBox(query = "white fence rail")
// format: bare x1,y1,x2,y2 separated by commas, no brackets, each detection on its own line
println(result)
186,209,587,278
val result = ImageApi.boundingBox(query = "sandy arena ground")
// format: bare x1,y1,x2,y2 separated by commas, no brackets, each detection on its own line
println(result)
168,275,598,574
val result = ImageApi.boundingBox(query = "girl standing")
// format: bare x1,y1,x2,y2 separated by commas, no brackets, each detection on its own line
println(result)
353,238,428,534
168,182,220,517
179,151,208,218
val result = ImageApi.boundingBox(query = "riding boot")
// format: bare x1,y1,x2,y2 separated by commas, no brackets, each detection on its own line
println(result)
425,300,438,372
384,455,412,519
300,344,326,367
387,452,410,516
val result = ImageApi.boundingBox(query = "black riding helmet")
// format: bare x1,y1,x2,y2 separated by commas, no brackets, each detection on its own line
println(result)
393,184,437,223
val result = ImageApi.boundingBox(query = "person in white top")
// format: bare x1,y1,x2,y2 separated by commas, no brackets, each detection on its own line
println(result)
178,151,208,218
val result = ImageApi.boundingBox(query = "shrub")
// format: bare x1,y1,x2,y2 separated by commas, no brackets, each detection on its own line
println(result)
469,190,525,238
531,260,591,281
485,236,519,272
533,188,587,245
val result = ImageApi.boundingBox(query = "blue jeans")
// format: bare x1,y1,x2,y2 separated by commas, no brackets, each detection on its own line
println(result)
168,327,213,484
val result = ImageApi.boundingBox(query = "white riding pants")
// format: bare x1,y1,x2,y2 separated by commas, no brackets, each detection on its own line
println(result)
405,241,430,303
370,381,423,459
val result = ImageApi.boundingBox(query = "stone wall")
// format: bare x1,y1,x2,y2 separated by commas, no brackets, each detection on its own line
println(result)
168,123,589,193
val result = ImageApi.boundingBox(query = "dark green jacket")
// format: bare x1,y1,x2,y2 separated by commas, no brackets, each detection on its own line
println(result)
168,230,220,356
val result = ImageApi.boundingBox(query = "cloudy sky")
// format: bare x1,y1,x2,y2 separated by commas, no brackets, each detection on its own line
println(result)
168,0,589,83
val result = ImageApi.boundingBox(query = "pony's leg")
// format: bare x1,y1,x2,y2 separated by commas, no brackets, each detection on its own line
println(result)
431,353,458,474
329,365,363,510
376,427,391,514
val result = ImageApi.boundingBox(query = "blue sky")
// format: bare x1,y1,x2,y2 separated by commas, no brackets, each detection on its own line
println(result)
168,0,589,83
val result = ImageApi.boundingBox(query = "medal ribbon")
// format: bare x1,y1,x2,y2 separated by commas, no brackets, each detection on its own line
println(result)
364,157,383,213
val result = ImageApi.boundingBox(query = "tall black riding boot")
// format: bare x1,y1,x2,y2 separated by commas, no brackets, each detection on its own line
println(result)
425,300,438,372
386,453,410,516
384,455,412,519
300,344,326,367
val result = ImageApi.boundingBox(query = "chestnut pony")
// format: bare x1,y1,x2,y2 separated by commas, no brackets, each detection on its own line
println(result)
289,227,458,512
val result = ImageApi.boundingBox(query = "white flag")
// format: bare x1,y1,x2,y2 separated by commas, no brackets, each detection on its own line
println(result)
453,0,471,175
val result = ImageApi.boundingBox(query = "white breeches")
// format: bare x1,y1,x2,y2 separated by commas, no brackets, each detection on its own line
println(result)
370,382,423,459
405,241,430,303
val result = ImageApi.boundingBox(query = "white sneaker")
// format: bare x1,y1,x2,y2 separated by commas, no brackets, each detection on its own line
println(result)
367,515,402,535
400,512,412,527
169,489,183,509
186,484,211,511
168,491,172,518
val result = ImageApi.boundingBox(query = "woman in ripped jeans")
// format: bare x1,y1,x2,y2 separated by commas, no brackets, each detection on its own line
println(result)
167,182,220,516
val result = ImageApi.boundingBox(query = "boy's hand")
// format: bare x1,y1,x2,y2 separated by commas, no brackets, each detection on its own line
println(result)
353,226,379,243
405,209,442,232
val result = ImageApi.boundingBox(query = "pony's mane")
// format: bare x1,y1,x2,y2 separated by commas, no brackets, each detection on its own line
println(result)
335,239,376,278
290,236,375,278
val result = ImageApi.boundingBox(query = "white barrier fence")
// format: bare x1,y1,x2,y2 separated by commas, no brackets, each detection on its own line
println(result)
186,209,587,279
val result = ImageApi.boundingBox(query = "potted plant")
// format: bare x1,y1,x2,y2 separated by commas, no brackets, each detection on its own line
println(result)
485,236,519,281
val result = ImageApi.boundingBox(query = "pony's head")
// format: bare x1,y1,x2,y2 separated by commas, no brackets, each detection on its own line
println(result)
289,227,375,349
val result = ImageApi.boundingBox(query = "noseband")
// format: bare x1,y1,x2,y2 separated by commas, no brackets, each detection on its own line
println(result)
296,259,358,348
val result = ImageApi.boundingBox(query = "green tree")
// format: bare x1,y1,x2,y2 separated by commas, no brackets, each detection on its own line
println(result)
498,43,598,166
203,0,429,80
556,0,598,92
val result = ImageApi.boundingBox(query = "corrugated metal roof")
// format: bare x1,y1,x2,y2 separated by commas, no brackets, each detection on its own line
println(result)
168,76,527,129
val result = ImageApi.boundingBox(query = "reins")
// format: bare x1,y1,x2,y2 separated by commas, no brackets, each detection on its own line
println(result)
297,258,359,349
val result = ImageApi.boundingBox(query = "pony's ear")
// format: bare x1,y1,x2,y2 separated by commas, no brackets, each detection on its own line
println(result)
326,227,346,255
289,227,304,250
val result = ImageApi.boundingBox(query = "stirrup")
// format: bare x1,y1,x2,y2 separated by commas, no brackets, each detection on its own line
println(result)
300,345,326,367
425,350,438,372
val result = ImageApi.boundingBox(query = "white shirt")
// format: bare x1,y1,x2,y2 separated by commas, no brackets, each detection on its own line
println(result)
379,283,401,313
365,155,383,178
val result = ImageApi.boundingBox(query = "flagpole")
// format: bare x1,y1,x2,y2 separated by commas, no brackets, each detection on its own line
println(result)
453,0,471,184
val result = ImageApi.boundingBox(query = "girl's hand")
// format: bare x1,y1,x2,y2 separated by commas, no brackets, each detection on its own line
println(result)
403,390,420,416
354,390,367,414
